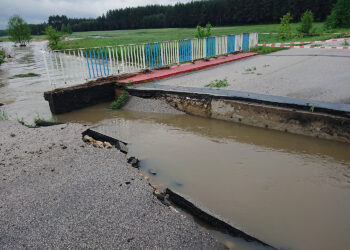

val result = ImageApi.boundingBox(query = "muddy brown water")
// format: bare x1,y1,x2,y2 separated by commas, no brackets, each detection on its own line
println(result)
53,103,350,250
1,42,350,250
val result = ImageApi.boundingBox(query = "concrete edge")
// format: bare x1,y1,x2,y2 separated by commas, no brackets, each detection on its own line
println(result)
126,86,350,118
166,188,277,249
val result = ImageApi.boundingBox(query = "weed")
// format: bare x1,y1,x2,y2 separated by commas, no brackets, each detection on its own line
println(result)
256,73,263,75
111,90,130,110
306,103,315,112
12,72,40,78
342,40,349,46
263,64,270,67
0,109,8,120
205,78,229,89
250,46,289,55
17,118,34,128
34,117,60,125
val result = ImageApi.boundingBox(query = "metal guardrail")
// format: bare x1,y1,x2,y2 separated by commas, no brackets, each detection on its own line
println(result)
42,33,258,87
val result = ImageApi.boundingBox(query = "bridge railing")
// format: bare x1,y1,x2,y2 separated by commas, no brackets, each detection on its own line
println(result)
42,33,258,87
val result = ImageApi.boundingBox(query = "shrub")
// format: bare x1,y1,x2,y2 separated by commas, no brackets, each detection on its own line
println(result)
324,0,350,29
298,10,314,34
279,12,293,40
0,50,5,66
195,23,212,38
205,78,229,88
111,90,130,110
45,26,61,50
7,15,31,46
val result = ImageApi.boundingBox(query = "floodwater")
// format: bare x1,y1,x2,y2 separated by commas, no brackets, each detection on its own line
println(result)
1,42,350,250
0,41,61,122
55,103,350,250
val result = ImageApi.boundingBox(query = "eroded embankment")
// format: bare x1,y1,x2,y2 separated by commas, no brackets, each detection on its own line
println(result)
44,79,350,143
126,86,350,143
0,120,225,249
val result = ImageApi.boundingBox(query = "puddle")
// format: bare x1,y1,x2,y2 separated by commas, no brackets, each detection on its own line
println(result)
56,103,350,250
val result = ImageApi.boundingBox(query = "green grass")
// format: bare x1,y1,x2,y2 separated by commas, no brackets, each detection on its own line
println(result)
12,73,40,78
57,22,350,50
205,78,229,89
111,90,130,110
250,46,289,54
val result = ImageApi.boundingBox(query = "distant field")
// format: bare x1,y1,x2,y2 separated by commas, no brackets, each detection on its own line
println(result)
61,22,350,50
1,22,349,49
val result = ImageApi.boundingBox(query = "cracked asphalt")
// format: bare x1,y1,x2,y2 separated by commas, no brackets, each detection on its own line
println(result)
0,120,225,249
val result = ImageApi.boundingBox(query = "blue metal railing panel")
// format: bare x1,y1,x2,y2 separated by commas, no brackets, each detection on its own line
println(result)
242,33,250,51
206,37,216,58
179,40,192,63
227,35,236,53
144,42,162,68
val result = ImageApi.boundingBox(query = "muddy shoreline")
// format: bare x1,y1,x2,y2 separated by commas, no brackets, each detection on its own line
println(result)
0,120,225,249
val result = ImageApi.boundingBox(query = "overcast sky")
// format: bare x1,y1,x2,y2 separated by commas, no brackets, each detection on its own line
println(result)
0,0,192,29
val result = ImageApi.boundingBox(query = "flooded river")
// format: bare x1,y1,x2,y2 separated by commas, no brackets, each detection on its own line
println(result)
1,42,350,250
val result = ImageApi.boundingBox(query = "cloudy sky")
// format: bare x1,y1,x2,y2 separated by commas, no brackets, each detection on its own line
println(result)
0,0,192,29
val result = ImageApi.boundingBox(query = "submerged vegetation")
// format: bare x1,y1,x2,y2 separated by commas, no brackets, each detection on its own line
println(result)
34,117,60,125
205,78,229,89
111,90,130,110
12,73,40,78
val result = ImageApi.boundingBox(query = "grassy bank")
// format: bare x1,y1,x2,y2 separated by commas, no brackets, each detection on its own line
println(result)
58,22,350,50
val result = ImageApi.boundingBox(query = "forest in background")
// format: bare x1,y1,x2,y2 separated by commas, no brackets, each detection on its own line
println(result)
1,0,337,36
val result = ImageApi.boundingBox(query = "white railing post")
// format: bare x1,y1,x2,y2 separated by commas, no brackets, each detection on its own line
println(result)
42,51,52,86
177,40,180,65
120,46,125,73
142,44,146,69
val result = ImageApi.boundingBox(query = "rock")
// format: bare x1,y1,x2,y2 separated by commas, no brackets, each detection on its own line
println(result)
156,194,170,206
156,193,165,201
144,176,150,181
119,142,128,154
150,184,159,190
148,169,157,175
103,141,113,148
10,133,16,137
127,157,139,168
93,141,104,148
0,103,4,106
83,135,94,143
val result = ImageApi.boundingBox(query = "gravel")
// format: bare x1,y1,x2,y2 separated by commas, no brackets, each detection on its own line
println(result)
122,96,184,114
0,120,225,249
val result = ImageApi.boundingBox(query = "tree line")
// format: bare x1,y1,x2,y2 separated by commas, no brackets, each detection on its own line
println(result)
23,0,337,35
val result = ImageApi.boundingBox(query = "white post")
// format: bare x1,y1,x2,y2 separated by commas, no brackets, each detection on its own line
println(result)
120,46,125,73
177,40,180,65
116,47,120,74
142,44,146,69
42,52,52,86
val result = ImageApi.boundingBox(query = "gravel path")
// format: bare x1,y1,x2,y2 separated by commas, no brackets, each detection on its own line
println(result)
122,96,184,114
0,120,224,249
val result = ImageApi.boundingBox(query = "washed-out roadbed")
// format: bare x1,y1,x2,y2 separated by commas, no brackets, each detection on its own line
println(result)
0,120,224,249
